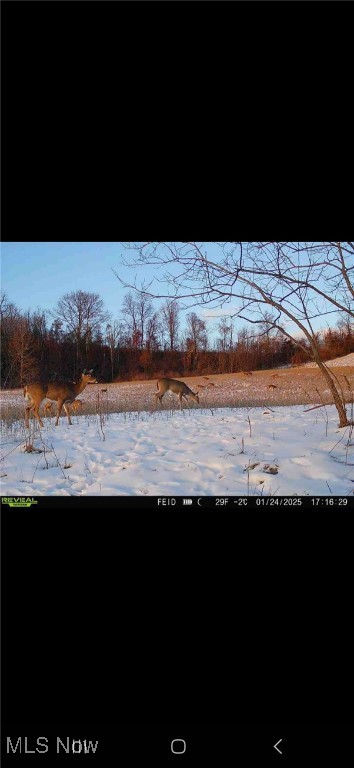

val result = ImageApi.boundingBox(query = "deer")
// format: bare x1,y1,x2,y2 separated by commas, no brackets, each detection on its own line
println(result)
155,378,200,410
43,401,55,417
71,399,83,413
24,369,97,427
43,398,83,417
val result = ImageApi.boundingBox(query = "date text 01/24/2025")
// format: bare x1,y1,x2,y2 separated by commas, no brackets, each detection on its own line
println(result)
214,497,348,505
254,497,348,506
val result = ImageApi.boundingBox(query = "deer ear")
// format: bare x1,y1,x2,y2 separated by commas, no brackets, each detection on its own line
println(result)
82,369,86,374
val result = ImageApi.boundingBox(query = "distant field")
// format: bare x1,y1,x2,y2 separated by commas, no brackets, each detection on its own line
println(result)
1,361,354,428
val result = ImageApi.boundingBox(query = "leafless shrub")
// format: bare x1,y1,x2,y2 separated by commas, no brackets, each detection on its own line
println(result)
23,444,43,454
247,415,252,437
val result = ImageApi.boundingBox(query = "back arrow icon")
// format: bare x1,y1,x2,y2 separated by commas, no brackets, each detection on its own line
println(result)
273,739,283,755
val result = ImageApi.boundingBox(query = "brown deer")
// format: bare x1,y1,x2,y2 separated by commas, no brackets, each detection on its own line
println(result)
43,401,55,417
156,378,200,410
71,399,83,413
43,399,83,417
24,370,97,427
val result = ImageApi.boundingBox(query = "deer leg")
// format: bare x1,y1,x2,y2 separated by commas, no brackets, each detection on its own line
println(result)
178,393,183,410
63,402,73,425
156,392,163,406
44,402,53,418
25,404,31,428
33,404,44,427
55,400,64,426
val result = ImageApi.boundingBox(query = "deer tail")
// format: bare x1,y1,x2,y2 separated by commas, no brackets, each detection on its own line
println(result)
23,386,27,398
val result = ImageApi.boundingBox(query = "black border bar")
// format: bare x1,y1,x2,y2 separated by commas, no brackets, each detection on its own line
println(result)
2,724,353,765
1,496,353,510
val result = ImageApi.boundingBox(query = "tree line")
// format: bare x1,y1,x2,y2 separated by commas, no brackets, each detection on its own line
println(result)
1,288,353,389
117,241,354,427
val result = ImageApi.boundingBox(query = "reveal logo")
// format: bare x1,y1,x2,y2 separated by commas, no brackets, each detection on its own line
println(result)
1,497,38,508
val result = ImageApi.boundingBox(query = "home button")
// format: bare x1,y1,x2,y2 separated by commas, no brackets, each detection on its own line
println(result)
171,739,187,754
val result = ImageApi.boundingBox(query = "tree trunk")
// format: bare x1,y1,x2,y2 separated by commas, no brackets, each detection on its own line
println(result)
315,356,349,427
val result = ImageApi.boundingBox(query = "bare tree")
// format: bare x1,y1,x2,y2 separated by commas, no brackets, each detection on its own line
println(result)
50,318,64,342
183,312,207,371
29,310,48,368
0,295,39,386
9,316,39,386
185,312,207,353
54,290,109,376
121,292,153,349
217,317,233,351
0,293,19,386
121,292,140,347
145,312,161,351
161,299,180,350
117,242,354,426
135,293,153,347
337,315,354,348
106,321,124,381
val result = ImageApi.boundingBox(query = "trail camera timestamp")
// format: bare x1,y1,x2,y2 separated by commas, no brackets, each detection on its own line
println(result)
311,497,348,506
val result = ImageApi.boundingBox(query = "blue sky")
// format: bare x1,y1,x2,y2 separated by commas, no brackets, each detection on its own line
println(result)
1,243,130,319
1,242,227,336
1,242,340,341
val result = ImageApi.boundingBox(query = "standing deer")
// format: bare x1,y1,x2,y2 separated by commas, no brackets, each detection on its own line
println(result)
24,369,97,427
43,398,83,417
155,378,200,410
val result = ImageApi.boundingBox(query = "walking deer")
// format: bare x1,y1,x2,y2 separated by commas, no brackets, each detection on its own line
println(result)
156,378,200,409
24,369,97,427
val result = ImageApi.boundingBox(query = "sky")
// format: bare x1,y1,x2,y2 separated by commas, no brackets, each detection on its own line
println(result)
0,242,342,341
1,243,130,320
0,242,235,340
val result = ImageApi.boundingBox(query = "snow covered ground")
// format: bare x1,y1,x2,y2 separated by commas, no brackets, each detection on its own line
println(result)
304,352,354,367
1,404,354,496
